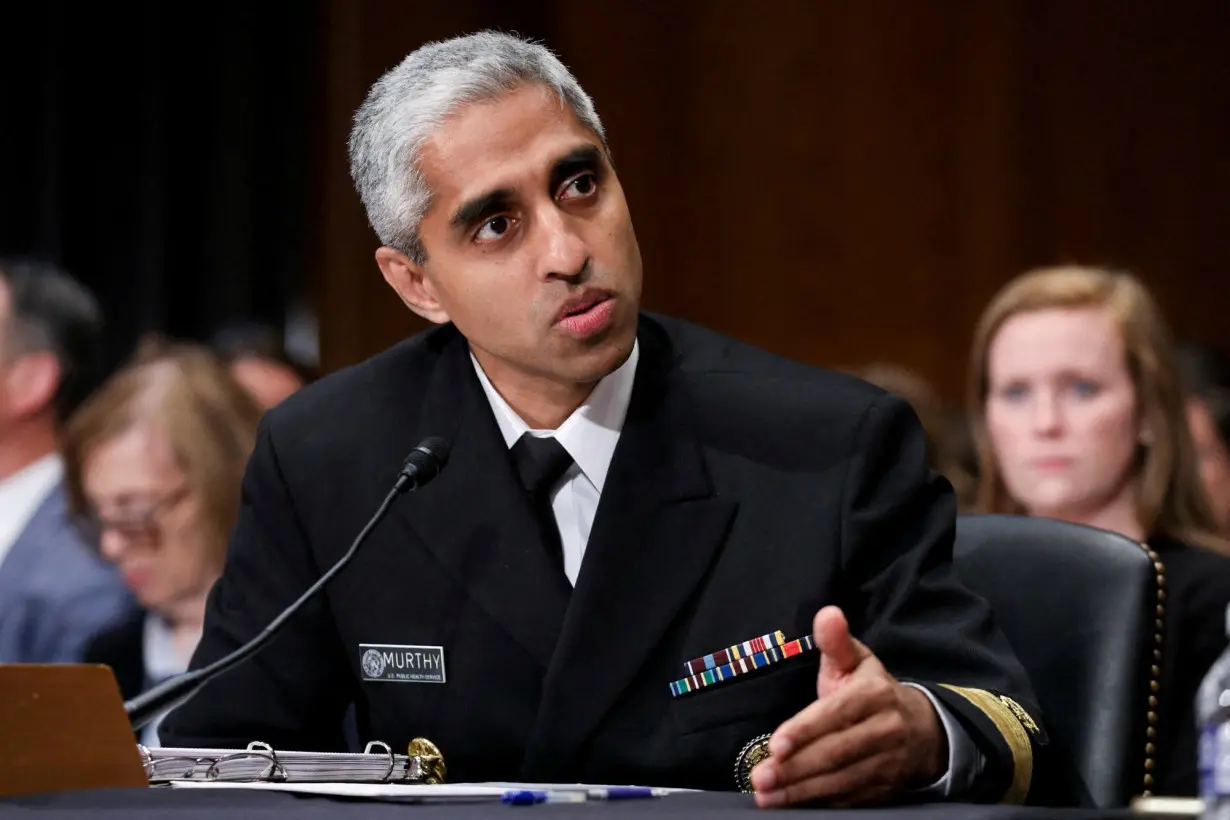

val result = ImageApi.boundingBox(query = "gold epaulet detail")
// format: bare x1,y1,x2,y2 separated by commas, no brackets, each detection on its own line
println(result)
939,685,1034,805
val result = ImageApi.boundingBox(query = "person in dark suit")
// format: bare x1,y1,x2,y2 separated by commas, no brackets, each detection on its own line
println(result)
160,31,1045,807
968,265,1230,796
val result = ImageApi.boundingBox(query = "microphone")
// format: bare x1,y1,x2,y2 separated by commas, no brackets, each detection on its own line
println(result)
125,436,452,731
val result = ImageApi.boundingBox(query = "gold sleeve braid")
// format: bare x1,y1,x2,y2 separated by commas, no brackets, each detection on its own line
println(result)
938,684,1037,805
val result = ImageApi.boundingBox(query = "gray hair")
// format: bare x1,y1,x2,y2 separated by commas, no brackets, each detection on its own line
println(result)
348,31,607,264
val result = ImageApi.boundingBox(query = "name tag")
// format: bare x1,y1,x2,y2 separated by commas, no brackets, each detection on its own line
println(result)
359,644,446,683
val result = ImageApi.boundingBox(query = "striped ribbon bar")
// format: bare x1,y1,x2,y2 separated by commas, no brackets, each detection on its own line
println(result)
670,634,816,698
683,630,786,678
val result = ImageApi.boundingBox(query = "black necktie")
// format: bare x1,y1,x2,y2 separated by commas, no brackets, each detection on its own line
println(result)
510,434,575,572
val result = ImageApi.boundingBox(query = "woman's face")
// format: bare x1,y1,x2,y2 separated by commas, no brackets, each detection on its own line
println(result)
82,424,221,616
1187,397,1230,534
985,305,1143,523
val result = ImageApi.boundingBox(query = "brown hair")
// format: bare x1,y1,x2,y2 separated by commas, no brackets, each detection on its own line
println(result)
63,341,263,564
967,265,1227,553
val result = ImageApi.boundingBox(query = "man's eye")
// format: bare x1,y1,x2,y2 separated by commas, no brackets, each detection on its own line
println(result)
475,216,512,242
560,173,597,200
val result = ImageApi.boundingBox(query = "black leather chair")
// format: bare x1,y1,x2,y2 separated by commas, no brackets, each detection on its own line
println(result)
953,514,1163,808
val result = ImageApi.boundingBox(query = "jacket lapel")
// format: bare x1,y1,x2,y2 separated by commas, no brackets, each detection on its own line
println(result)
391,329,572,670
0,483,71,593
521,319,737,777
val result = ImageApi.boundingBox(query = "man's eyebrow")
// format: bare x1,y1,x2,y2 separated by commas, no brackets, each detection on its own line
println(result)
549,145,604,191
448,146,604,229
450,188,514,230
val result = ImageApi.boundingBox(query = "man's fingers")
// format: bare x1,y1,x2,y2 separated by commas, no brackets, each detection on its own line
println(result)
770,708,907,788
754,749,896,808
766,673,895,759
814,607,872,694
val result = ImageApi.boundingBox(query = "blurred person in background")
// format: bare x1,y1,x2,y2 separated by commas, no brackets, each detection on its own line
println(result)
968,264,1230,795
1175,341,1230,536
942,409,981,511
65,343,262,747
210,320,310,411
0,258,133,662
853,363,979,509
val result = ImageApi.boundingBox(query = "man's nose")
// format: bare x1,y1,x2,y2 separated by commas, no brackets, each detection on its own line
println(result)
537,207,590,281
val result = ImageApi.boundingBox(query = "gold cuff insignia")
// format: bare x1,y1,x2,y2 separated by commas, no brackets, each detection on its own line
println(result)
734,733,772,793
939,685,1034,805
407,737,447,784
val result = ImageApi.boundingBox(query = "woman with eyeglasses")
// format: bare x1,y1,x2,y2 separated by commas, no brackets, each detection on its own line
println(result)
64,342,262,747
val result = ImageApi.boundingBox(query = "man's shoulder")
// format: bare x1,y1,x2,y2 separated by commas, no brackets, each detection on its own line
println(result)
261,323,458,439
7,487,129,603
651,313,891,428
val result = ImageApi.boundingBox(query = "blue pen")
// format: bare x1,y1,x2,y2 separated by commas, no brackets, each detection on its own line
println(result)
500,790,588,805
586,787,668,800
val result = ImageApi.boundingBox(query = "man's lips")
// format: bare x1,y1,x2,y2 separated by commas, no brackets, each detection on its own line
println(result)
554,292,617,338
553,290,613,325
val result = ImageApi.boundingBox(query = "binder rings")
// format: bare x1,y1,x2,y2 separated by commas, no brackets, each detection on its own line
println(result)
0,663,447,796
140,738,446,784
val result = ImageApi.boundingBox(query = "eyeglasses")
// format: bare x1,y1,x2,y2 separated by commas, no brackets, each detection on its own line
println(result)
76,485,191,546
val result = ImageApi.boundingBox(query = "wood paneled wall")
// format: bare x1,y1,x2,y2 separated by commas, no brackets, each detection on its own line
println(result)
309,0,1230,401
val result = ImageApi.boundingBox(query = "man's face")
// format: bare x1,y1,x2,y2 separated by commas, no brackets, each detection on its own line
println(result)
402,84,643,389
0,279,60,433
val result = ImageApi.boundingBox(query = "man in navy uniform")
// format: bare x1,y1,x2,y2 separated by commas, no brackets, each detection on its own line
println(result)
162,31,1044,807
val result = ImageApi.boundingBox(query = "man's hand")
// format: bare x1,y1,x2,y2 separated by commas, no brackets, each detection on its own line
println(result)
749,606,947,808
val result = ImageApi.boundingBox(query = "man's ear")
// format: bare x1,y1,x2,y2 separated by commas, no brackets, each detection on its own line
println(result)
375,247,451,325
3,351,60,420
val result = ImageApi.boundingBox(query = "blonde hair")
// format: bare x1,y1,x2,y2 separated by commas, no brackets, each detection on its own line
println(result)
968,265,1227,553
63,342,263,565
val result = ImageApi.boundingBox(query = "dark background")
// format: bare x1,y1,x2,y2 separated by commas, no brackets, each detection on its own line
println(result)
0,2,321,374
3,0,1228,400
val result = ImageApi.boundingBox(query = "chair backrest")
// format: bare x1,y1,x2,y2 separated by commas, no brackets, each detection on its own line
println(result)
953,514,1161,808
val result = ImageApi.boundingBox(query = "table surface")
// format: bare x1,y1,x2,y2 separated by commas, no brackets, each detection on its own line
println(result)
0,787,1138,819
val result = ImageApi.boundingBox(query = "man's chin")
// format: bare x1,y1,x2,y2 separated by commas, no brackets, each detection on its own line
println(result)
555,326,637,384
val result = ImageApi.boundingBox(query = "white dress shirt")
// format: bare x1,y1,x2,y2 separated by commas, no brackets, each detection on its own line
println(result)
141,614,196,748
472,343,638,587
0,453,65,571
470,342,982,796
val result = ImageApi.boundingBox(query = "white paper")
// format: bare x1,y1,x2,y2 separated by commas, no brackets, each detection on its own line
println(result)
474,782,697,793
167,781,513,800
166,780,697,800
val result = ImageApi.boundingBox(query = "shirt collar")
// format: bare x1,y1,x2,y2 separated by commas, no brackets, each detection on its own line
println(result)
470,340,639,494
0,452,64,567
143,613,192,683
0,451,63,499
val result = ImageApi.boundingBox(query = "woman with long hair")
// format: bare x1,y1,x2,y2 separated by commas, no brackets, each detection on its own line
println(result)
968,265,1230,795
